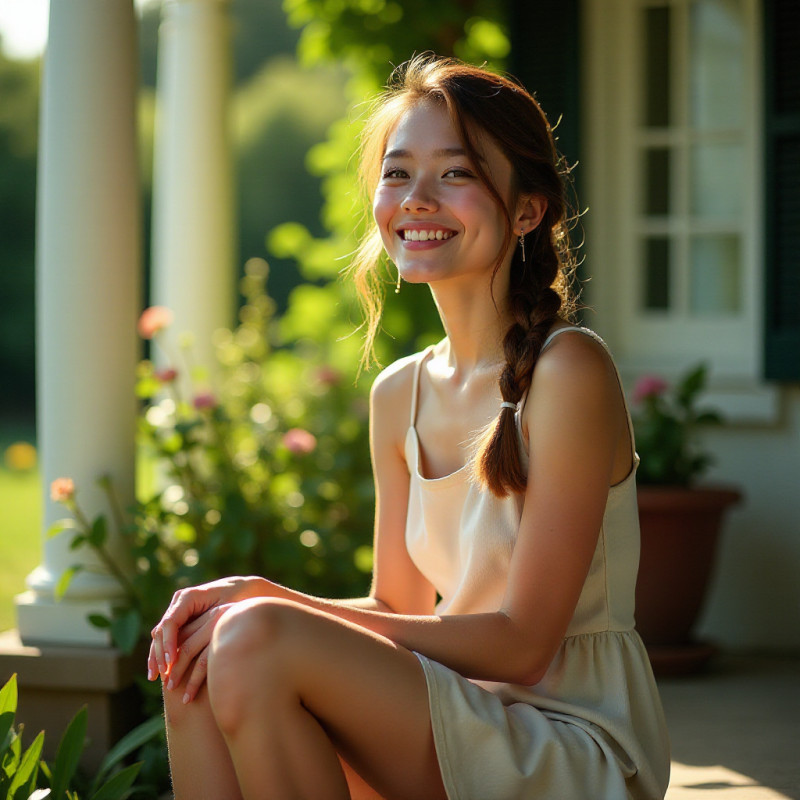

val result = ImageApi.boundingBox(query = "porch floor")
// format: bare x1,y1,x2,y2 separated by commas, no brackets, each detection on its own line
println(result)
659,653,799,799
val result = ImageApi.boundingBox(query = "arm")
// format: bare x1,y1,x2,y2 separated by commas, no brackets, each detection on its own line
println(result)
248,333,627,685
155,336,626,693
150,355,437,690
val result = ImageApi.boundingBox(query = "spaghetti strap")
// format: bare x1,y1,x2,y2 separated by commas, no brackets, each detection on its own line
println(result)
409,346,435,427
539,326,638,466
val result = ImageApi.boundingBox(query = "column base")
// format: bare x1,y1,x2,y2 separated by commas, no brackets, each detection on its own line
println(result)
15,590,116,647
0,629,148,773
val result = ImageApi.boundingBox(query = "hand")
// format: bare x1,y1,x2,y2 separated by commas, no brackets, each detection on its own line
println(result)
165,600,238,704
148,576,265,689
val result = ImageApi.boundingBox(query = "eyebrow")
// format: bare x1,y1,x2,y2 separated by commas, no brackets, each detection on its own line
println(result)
382,147,472,161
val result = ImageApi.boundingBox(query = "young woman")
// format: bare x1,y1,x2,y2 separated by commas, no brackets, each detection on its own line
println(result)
149,55,671,799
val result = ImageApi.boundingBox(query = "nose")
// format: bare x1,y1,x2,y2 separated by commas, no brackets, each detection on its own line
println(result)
402,178,438,213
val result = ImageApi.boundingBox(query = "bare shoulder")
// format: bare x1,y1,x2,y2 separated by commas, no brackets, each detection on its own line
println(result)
370,351,422,410
525,328,622,422
369,350,427,458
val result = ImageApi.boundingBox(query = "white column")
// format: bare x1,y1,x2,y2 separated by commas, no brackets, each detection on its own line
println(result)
151,0,236,373
16,0,141,646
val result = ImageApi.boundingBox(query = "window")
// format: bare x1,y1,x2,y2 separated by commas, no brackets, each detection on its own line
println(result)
583,0,766,390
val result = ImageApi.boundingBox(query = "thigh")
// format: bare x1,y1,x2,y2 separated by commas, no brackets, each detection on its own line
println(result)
214,598,447,800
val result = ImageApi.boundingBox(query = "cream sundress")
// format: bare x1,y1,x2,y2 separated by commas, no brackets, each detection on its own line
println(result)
405,326,671,800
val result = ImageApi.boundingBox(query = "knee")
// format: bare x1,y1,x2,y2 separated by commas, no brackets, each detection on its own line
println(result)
207,598,300,733
163,678,210,733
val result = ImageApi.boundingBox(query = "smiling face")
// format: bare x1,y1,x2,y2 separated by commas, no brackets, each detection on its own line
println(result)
373,100,518,289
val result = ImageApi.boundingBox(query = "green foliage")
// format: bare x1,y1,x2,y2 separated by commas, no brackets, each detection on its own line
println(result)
269,0,511,370
52,261,375,660
233,56,350,309
632,364,723,486
0,674,156,800
0,51,39,414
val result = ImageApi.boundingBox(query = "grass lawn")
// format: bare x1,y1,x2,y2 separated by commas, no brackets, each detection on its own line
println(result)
0,466,41,632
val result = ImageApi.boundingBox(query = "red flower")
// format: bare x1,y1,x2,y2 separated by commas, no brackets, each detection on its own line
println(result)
193,392,217,410
137,306,174,339
155,367,178,383
633,375,669,404
283,428,317,455
50,477,75,503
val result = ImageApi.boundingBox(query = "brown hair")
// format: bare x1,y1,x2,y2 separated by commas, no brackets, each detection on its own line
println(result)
350,53,579,497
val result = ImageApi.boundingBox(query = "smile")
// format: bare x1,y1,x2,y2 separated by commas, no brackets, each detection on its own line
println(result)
400,229,455,242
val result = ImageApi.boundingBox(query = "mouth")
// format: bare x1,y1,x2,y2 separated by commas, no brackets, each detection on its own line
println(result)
397,227,457,242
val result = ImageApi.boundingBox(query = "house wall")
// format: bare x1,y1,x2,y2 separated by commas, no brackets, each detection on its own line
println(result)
695,387,800,653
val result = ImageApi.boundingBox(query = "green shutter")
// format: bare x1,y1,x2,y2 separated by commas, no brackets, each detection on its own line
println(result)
508,0,580,171
764,0,800,380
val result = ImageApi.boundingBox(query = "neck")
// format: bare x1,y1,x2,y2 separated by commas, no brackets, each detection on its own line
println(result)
428,268,512,377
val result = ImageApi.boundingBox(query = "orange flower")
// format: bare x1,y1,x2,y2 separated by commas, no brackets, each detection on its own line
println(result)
137,306,174,339
50,477,75,503
4,442,37,471
283,428,317,455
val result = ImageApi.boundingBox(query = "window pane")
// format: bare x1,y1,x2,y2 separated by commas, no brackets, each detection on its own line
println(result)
643,238,671,310
645,148,671,215
691,142,743,218
690,235,741,314
690,0,744,129
644,6,671,127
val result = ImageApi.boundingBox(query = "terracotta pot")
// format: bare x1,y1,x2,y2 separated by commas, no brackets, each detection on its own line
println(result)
635,485,742,647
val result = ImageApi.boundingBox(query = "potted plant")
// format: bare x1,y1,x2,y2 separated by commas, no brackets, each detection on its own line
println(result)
631,364,742,675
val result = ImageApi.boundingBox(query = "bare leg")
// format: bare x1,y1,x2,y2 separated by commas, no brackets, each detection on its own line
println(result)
206,598,447,800
163,680,243,800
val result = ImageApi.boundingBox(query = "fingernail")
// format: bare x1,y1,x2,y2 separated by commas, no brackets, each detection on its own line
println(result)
165,652,171,664
182,693,190,704
147,667,155,681
167,679,174,690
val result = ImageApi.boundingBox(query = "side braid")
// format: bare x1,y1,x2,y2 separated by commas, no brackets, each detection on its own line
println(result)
475,210,571,497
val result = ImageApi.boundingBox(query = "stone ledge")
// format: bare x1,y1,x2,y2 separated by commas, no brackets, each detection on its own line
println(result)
0,628,148,772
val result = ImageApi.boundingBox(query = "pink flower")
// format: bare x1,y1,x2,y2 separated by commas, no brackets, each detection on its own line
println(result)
193,392,217,410
155,367,178,383
283,428,317,455
137,306,174,339
633,375,669,404
50,477,75,503
315,365,342,386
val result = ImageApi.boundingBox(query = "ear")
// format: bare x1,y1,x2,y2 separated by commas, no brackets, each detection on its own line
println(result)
515,195,548,236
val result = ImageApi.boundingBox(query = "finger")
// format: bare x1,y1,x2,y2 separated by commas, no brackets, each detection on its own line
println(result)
160,589,213,667
181,646,210,705
147,639,159,681
177,608,211,644
166,622,212,690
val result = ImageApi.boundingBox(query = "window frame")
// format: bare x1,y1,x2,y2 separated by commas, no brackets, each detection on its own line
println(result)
582,0,778,420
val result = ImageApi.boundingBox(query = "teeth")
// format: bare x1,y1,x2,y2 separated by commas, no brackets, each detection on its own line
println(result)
402,229,453,241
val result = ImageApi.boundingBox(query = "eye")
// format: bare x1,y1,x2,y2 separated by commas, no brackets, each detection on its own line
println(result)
443,167,474,179
381,167,408,180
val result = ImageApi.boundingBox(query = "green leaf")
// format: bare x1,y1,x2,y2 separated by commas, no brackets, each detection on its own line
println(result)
89,762,142,800
49,706,87,799
0,674,17,757
88,614,112,629
88,515,108,548
47,519,77,539
9,729,43,799
93,715,164,790
54,565,82,601
110,609,142,654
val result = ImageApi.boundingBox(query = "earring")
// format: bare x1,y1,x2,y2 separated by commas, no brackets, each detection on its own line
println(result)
519,230,526,262
395,268,401,294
